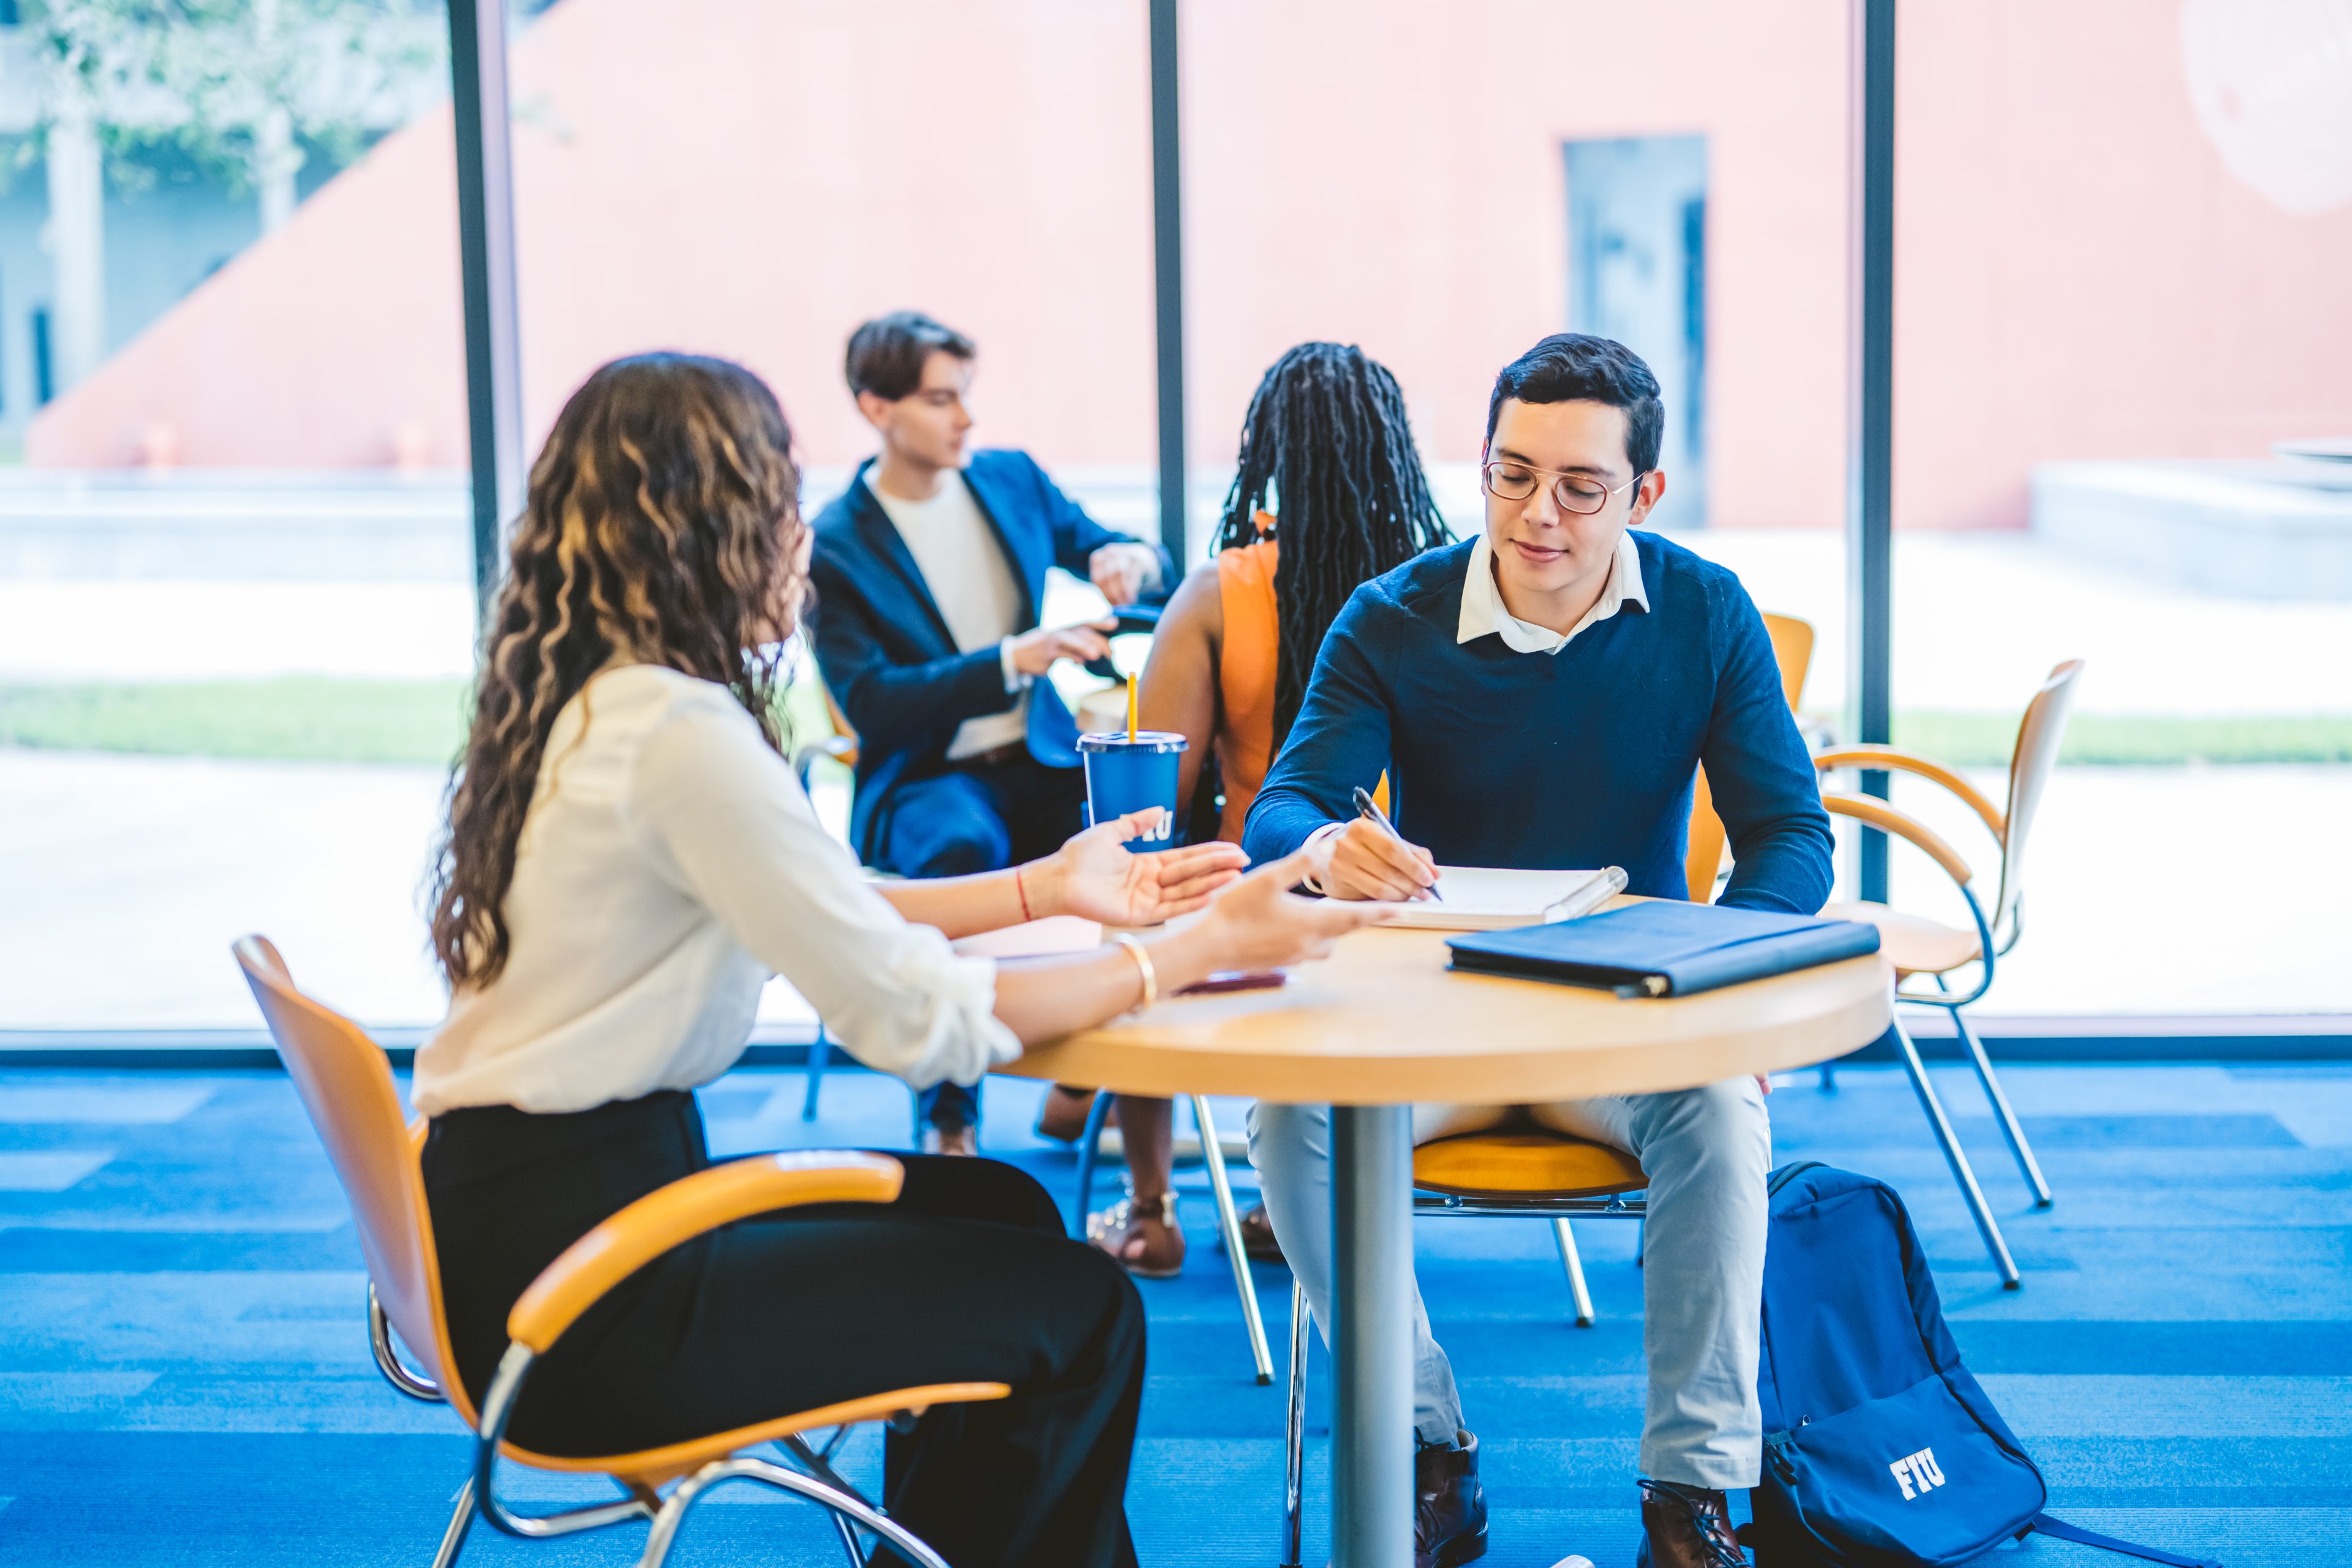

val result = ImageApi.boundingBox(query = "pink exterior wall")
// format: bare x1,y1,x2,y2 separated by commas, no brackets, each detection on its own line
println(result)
1895,0,2352,528
28,0,2352,530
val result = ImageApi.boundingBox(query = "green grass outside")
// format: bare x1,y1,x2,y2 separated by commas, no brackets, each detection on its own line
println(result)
1883,710,2352,767
1,677,2350,767
0,676,840,767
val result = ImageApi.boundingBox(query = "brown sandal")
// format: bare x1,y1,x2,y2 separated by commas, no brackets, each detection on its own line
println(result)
1238,1201,1286,1264
1088,1192,1185,1278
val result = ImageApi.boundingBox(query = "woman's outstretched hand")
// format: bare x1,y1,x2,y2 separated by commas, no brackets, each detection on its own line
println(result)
1185,846,1401,972
1038,810,1248,927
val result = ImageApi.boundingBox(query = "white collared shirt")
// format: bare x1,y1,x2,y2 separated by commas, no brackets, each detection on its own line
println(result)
1455,528,1649,654
865,468,1031,760
414,664,1021,1115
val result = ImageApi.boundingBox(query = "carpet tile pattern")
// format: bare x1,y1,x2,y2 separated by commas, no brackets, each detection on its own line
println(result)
1,1060,2348,1566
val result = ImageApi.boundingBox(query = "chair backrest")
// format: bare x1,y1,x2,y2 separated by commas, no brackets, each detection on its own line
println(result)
1762,614,1814,710
1991,660,2083,941
232,936,473,1423
1686,612,1816,902
823,682,858,752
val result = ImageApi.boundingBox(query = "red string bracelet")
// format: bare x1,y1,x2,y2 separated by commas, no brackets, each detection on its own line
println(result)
1016,866,1033,923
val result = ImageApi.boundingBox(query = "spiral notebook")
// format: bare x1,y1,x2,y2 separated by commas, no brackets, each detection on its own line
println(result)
1381,865,1628,932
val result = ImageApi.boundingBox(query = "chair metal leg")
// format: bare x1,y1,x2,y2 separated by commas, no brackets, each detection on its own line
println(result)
1069,1087,1118,1240
1283,1277,1308,1568
801,1025,832,1121
1191,1093,1275,1384
1890,1017,2021,1288
1550,1217,1597,1327
826,1510,867,1568
783,1434,870,1566
1943,998,2053,1208
431,1476,477,1568
639,1455,949,1568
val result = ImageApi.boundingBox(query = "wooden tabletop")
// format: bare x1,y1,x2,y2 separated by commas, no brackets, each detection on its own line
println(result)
1001,920,1894,1106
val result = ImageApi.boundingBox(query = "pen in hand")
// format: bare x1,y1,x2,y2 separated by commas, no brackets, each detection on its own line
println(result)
1351,785,1441,902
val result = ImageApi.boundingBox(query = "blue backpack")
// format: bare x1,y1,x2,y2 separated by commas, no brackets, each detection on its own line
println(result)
1748,1163,2218,1568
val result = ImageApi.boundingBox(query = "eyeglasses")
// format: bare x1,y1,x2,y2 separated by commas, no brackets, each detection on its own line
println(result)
1480,460,1644,516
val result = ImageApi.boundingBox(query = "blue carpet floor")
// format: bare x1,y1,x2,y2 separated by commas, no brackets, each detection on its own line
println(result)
2,1059,2349,1566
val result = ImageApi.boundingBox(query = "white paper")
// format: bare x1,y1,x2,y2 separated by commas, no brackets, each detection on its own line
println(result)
1379,865,1629,930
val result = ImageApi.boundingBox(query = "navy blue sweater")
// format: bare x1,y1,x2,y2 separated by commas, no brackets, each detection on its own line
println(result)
1241,533,1833,914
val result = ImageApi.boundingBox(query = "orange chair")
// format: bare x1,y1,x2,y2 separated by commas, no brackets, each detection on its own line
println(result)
790,679,861,786
1684,611,1817,903
232,935,1006,1568
1811,658,2086,1289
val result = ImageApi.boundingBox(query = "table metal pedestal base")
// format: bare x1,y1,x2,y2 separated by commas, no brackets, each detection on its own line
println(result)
1331,1104,1414,1567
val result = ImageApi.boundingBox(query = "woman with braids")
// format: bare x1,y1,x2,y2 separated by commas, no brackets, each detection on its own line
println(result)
1039,342,1450,1278
412,353,1392,1568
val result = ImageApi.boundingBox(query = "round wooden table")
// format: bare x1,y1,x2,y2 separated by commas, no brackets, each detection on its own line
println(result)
1002,921,1894,1568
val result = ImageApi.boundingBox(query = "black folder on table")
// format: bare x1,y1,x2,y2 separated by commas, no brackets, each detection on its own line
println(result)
1444,902,1880,998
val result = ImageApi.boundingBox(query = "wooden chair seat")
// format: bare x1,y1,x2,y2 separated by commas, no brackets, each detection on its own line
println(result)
1822,899,1982,978
1412,1132,1648,1199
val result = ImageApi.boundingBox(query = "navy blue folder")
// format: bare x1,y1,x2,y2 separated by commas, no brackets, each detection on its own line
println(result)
1444,901,1880,998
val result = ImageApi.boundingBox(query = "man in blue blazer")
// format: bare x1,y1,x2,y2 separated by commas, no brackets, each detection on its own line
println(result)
810,312,1170,1150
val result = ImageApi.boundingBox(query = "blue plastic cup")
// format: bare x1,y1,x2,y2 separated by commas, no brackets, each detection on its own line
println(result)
1078,731,1188,846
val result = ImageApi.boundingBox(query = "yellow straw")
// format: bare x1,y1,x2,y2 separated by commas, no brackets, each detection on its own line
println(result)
1126,672,1139,742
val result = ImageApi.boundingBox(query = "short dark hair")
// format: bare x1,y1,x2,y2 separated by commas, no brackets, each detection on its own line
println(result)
844,311,976,401
1483,333,1664,475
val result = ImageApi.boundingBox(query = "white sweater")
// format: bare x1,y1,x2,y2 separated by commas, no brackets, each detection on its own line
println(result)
412,664,1022,1115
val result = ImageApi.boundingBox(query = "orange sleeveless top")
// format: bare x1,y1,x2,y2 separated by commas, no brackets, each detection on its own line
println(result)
1213,534,1280,845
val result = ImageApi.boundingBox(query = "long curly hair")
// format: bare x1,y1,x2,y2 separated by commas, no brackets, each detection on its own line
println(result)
1212,343,1449,744
429,353,804,987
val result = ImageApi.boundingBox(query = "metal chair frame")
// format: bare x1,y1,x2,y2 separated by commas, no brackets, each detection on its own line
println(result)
239,935,981,1568
1814,659,2087,1289
371,1286,946,1568
1072,1088,1276,1384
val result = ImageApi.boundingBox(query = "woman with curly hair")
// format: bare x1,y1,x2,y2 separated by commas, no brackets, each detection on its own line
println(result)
412,353,1389,1568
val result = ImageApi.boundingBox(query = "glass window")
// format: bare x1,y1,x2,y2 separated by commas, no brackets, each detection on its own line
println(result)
503,2,1159,1035
1881,0,2352,1017
0,0,466,1032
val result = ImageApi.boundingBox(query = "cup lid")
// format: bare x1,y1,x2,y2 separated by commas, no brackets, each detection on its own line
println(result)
1077,729,1189,754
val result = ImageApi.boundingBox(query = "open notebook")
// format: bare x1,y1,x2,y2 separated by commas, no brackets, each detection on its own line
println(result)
1382,865,1628,931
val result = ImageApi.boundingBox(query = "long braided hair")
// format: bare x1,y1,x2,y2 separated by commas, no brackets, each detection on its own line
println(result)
429,353,804,987
1213,343,1449,743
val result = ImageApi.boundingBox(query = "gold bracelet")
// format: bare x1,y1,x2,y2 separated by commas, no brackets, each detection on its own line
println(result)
1112,932,1158,1011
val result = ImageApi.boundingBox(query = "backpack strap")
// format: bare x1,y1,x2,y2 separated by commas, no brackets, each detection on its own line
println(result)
2029,1512,2220,1568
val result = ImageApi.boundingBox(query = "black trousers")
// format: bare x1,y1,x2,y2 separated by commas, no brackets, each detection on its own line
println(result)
423,1090,1145,1568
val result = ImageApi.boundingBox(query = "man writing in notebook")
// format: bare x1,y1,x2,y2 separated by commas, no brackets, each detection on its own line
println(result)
1240,334,1833,1568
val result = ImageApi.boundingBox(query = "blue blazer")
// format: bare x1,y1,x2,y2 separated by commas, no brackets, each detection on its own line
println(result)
809,449,1172,862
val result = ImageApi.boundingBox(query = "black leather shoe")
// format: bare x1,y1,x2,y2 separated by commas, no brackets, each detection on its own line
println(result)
1415,1429,1489,1568
1635,1479,1747,1568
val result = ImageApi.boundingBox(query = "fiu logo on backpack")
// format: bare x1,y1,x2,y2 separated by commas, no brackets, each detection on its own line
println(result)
1889,1447,1947,1501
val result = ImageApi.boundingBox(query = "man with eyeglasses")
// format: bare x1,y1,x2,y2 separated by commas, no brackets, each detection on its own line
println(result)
1240,334,1833,1568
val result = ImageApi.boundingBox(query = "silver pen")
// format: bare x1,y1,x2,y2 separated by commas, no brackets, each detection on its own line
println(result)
1351,785,1441,901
